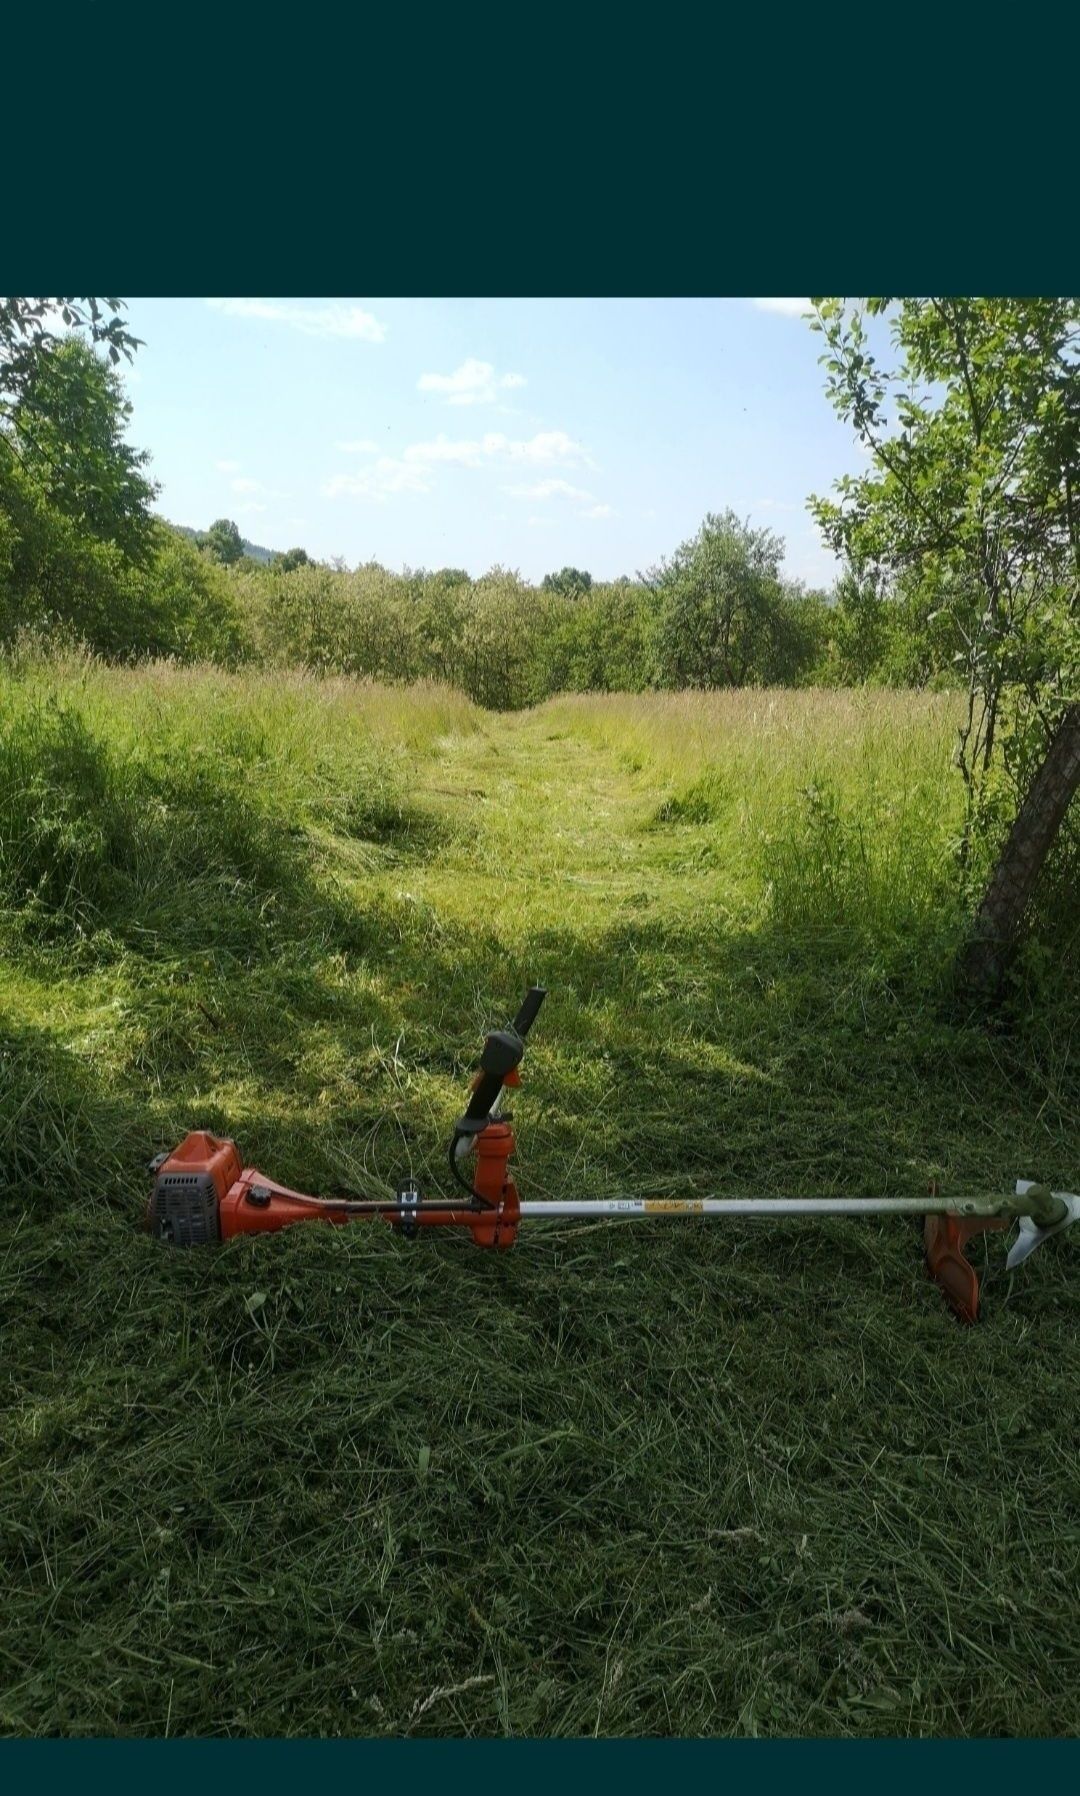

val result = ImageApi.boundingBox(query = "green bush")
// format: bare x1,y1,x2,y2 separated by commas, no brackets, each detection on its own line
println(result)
0,458,244,663
0,663,415,947
760,772,963,959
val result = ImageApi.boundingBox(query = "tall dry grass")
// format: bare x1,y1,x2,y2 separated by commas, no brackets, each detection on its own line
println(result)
543,688,967,952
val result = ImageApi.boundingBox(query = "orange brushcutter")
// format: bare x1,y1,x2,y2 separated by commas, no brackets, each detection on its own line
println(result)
148,986,1078,1322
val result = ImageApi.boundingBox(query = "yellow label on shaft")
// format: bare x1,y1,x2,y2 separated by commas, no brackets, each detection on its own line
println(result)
644,1199,704,1214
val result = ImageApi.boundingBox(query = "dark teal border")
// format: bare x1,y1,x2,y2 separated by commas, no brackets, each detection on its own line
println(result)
5,12,1078,1780
2,1740,1076,1781
6,11,1078,291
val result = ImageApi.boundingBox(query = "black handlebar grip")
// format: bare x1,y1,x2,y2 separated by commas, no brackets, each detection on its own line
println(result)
459,1070,509,1130
455,991,547,1135
512,985,547,1038
459,1029,522,1129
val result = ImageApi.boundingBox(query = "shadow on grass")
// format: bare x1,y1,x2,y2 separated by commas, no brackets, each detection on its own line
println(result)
140,892,1080,1210
6,887,1080,1738
0,694,461,971
8,839,1079,1234
0,1015,147,1211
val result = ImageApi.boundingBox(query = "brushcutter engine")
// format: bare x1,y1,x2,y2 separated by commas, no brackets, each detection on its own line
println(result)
148,1133,240,1245
145,982,1079,1324
147,988,547,1252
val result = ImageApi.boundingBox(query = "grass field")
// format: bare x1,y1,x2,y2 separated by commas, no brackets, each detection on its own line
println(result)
2,656,1079,1737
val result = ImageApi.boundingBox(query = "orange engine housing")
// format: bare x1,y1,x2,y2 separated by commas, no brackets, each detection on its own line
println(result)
146,1131,241,1245
148,1127,520,1249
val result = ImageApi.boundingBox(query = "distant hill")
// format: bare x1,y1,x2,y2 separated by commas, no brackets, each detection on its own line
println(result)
172,523,274,565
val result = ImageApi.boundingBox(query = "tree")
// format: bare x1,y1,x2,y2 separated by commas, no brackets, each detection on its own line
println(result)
270,546,311,572
199,518,245,566
828,569,901,684
1,297,140,423
0,303,244,661
542,566,593,597
810,297,1080,993
646,510,789,688
2,299,152,564
9,336,158,563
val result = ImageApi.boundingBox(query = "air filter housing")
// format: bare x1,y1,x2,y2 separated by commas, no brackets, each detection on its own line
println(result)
147,1132,241,1245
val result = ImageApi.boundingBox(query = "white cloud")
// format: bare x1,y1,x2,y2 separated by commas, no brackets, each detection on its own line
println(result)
230,475,292,500
502,430,590,466
324,458,433,502
216,459,242,474
505,478,595,503
402,436,482,466
324,428,592,505
418,358,527,406
236,503,267,515
404,430,592,469
207,298,387,343
752,297,811,318
580,503,616,519
334,439,379,454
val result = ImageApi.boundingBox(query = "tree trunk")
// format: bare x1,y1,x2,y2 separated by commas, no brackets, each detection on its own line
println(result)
960,701,1080,996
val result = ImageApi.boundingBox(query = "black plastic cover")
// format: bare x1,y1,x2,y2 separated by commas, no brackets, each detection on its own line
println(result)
149,1170,221,1246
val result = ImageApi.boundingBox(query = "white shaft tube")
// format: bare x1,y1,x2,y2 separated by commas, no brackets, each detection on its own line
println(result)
517,1194,1024,1220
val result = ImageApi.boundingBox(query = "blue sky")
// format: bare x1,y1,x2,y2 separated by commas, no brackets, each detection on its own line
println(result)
121,297,869,586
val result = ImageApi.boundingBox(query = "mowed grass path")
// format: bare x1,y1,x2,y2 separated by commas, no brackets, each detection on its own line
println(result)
2,669,1079,1737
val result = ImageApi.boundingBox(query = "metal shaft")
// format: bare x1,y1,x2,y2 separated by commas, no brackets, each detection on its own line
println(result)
518,1191,1065,1223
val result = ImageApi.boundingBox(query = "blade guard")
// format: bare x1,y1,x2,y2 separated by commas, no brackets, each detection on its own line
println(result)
924,1212,1007,1324
1007,1181,1080,1270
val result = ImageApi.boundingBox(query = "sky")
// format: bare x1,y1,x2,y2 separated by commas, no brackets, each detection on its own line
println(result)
119,297,870,587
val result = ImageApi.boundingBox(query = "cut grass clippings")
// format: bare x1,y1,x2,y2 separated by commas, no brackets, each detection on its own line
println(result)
1,660,1078,1737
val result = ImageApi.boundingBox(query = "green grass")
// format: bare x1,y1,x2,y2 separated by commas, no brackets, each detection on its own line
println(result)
2,659,1079,1737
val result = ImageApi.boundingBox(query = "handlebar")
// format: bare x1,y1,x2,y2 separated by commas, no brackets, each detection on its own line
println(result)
454,986,547,1137
511,985,547,1039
